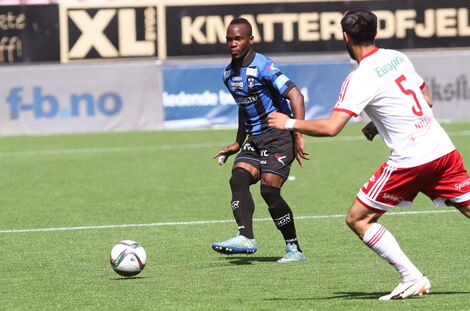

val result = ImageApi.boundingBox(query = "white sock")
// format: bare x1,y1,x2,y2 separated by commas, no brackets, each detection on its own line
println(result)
362,223,422,282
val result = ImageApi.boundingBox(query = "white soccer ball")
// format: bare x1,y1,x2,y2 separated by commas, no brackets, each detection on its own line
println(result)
109,240,147,277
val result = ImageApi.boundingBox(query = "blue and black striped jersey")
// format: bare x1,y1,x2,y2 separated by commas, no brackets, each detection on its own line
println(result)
223,49,296,136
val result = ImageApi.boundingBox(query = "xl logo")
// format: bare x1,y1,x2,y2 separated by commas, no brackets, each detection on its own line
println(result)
6,87,122,119
63,5,157,61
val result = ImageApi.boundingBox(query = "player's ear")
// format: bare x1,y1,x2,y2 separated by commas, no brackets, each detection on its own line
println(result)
249,35,254,44
342,32,350,43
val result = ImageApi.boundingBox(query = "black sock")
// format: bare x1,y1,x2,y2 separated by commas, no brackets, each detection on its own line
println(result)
229,168,255,239
261,184,302,252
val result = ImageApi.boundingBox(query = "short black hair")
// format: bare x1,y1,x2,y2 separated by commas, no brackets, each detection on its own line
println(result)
229,17,253,37
341,10,377,45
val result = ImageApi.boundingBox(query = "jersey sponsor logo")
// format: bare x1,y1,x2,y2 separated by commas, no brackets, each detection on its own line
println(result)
260,149,268,157
231,81,243,89
414,116,432,130
223,70,231,79
382,193,403,203
232,76,243,81
275,153,287,166
274,74,289,89
455,178,470,191
375,54,406,78
246,67,258,77
266,63,278,71
236,95,258,104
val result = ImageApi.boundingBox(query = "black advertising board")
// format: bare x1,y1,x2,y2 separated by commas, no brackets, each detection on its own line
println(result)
165,0,470,57
59,2,158,62
0,5,60,64
1,0,470,63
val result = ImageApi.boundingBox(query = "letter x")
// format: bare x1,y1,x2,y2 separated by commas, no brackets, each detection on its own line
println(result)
68,9,118,58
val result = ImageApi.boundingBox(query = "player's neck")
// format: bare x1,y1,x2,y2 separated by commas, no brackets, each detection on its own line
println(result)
231,48,254,68
355,45,378,63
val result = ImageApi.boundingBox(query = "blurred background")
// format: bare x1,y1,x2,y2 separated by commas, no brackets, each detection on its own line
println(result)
0,0,469,135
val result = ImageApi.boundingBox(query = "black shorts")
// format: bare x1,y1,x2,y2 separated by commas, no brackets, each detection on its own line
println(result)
234,128,295,179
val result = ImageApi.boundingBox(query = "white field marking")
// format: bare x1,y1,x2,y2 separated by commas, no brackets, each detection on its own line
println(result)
0,142,222,157
0,209,457,234
0,131,468,157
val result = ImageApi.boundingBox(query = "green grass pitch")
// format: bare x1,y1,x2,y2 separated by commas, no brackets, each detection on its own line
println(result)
1,121,469,310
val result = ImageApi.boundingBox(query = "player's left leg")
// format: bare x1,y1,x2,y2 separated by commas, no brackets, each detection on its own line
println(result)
422,150,470,218
260,173,306,263
456,203,470,218
346,200,430,300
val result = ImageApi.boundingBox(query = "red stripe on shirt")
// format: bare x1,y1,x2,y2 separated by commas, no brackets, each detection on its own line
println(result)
337,74,352,105
333,108,358,117
359,47,379,63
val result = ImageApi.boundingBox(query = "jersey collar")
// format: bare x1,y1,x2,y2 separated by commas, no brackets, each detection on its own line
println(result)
359,46,379,63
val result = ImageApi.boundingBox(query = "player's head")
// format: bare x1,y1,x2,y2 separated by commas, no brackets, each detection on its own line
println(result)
341,10,377,45
341,10,377,59
226,17,254,60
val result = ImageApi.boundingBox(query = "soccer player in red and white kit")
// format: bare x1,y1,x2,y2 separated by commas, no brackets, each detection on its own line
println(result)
268,9,470,300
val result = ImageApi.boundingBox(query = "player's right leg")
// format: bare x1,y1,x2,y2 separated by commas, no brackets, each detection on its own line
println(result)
346,200,430,300
212,161,259,255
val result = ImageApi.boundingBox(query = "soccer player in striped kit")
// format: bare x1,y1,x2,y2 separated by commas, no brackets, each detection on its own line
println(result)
268,9,470,299
212,18,309,263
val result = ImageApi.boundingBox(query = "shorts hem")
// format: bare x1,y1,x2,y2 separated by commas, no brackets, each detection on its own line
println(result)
356,197,387,214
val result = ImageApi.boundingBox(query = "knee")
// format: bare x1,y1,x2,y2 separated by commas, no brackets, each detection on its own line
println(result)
345,210,368,234
229,167,254,191
345,212,357,230
260,184,281,206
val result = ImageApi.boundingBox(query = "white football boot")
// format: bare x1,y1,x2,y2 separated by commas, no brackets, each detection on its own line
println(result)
379,275,431,300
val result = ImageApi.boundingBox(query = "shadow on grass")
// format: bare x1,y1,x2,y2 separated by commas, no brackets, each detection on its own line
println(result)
321,291,470,300
112,276,145,281
223,256,280,265
264,291,470,301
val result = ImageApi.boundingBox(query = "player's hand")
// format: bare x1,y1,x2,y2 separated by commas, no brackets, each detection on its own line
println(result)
212,142,240,166
294,133,310,167
268,112,290,130
362,121,378,141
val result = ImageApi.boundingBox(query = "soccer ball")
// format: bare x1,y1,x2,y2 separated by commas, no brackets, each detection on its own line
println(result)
109,240,147,277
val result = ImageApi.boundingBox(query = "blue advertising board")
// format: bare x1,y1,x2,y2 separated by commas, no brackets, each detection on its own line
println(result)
163,61,352,129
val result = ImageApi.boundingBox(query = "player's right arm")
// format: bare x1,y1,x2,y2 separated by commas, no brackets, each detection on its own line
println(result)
213,108,247,164
268,110,351,137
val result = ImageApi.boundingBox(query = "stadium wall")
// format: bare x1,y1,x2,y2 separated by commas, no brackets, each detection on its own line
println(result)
0,0,469,135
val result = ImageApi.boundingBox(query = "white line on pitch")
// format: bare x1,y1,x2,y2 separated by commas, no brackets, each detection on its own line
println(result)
0,131,468,157
0,209,457,234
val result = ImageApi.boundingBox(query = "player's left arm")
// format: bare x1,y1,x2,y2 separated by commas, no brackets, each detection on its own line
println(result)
268,110,351,137
285,86,310,166
421,85,432,107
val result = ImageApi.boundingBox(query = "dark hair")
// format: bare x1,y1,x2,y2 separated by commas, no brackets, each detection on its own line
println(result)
341,10,377,45
229,17,253,36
